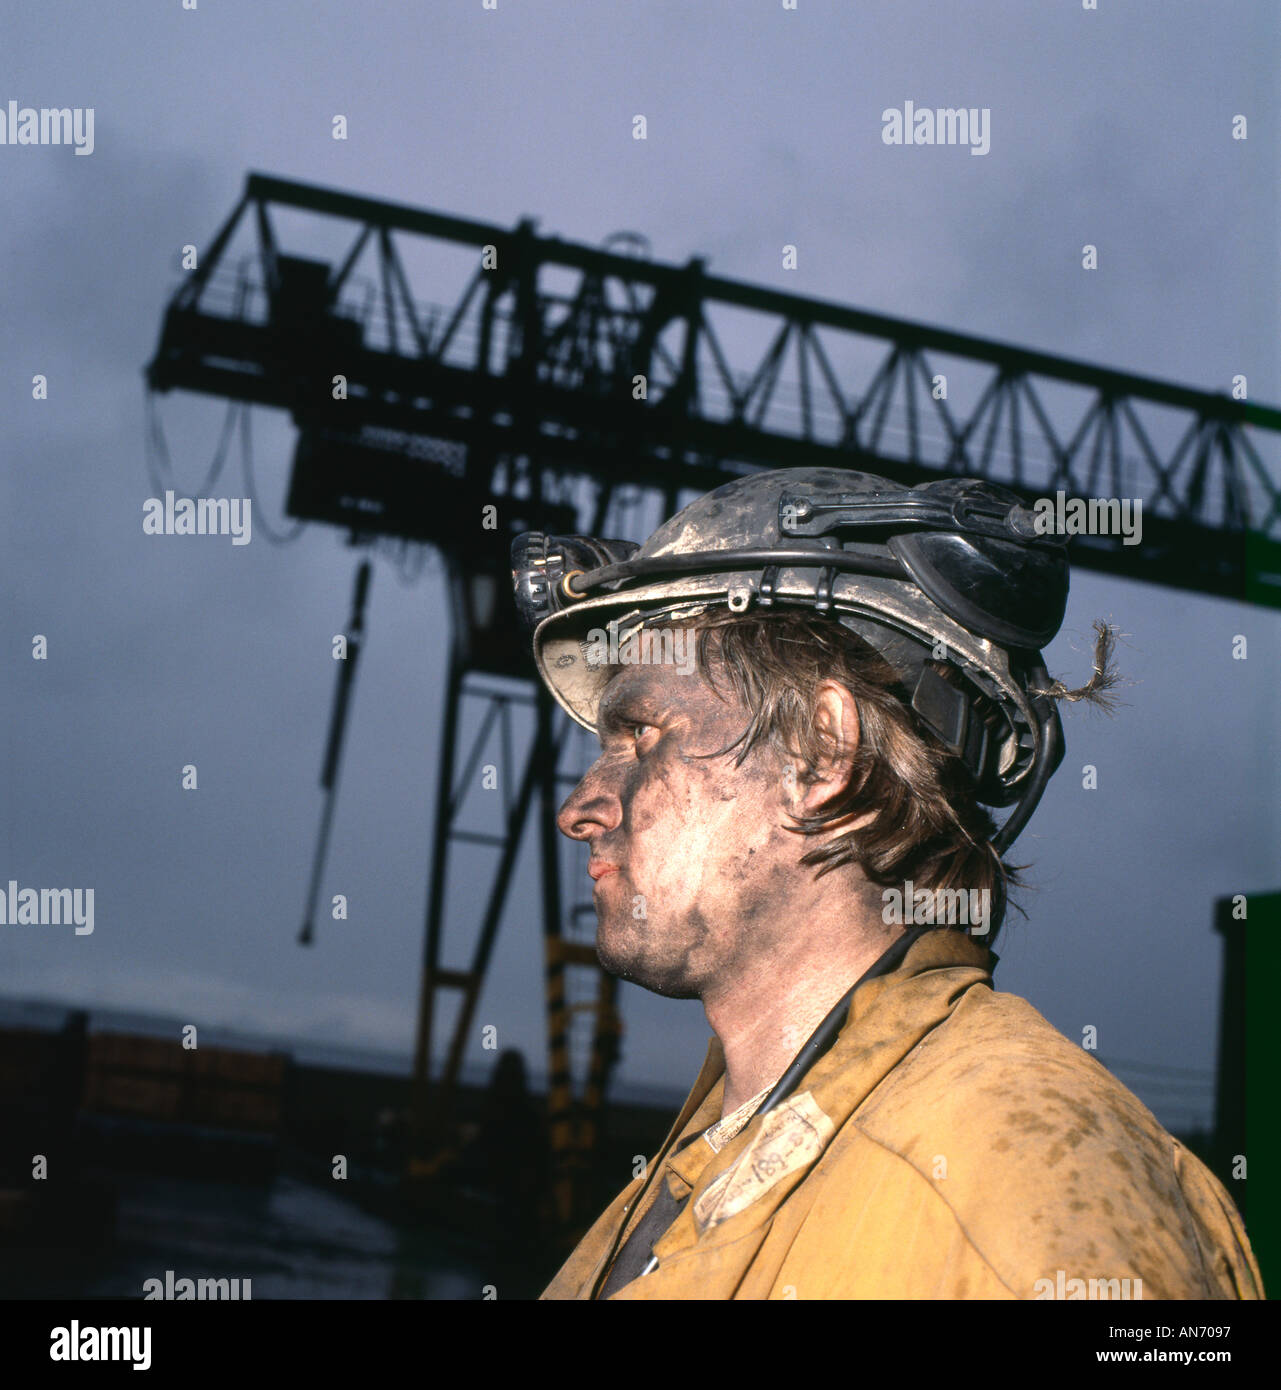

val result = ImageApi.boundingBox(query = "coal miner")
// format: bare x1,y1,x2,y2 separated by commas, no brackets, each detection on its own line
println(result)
511,467,1262,1300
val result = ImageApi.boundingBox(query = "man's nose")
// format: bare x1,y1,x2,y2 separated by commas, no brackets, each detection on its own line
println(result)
556,759,621,843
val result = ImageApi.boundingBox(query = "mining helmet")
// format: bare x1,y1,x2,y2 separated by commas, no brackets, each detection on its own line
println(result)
511,467,1071,853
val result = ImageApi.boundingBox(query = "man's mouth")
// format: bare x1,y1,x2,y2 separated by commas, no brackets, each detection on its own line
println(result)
588,859,622,881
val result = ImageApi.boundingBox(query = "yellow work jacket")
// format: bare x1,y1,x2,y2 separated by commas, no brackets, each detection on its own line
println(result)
542,929,1262,1300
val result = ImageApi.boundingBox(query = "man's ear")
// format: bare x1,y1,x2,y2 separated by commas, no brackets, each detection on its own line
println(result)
784,680,861,816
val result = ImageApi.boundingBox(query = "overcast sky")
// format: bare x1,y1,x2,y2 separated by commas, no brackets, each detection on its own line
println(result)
3,0,1278,1132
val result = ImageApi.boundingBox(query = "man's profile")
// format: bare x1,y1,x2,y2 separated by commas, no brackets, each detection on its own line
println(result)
510,467,1262,1301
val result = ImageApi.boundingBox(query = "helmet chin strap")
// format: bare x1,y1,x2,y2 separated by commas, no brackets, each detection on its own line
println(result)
990,673,1063,855
843,616,1063,855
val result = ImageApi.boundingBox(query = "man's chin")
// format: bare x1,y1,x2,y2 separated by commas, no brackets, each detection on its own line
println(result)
594,923,700,1000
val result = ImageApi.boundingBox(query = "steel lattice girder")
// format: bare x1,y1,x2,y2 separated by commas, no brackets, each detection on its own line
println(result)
145,169,1281,606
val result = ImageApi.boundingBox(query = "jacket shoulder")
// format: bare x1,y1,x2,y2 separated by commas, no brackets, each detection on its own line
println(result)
848,983,1259,1298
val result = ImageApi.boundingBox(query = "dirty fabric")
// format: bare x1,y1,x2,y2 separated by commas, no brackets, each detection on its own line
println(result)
599,1081,773,1297
541,929,1263,1300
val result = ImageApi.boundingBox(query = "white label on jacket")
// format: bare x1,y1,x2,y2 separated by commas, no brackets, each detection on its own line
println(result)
693,1091,835,1231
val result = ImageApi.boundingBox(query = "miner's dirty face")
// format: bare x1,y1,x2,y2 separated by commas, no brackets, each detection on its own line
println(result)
555,653,801,1000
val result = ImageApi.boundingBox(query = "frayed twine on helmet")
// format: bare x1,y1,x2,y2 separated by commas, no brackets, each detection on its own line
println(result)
1029,620,1124,712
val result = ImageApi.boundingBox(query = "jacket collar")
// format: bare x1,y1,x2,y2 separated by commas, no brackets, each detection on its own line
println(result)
627,928,996,1292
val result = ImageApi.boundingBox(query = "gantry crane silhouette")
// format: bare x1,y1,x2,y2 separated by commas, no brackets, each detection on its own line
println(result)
145,171,1281,1226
